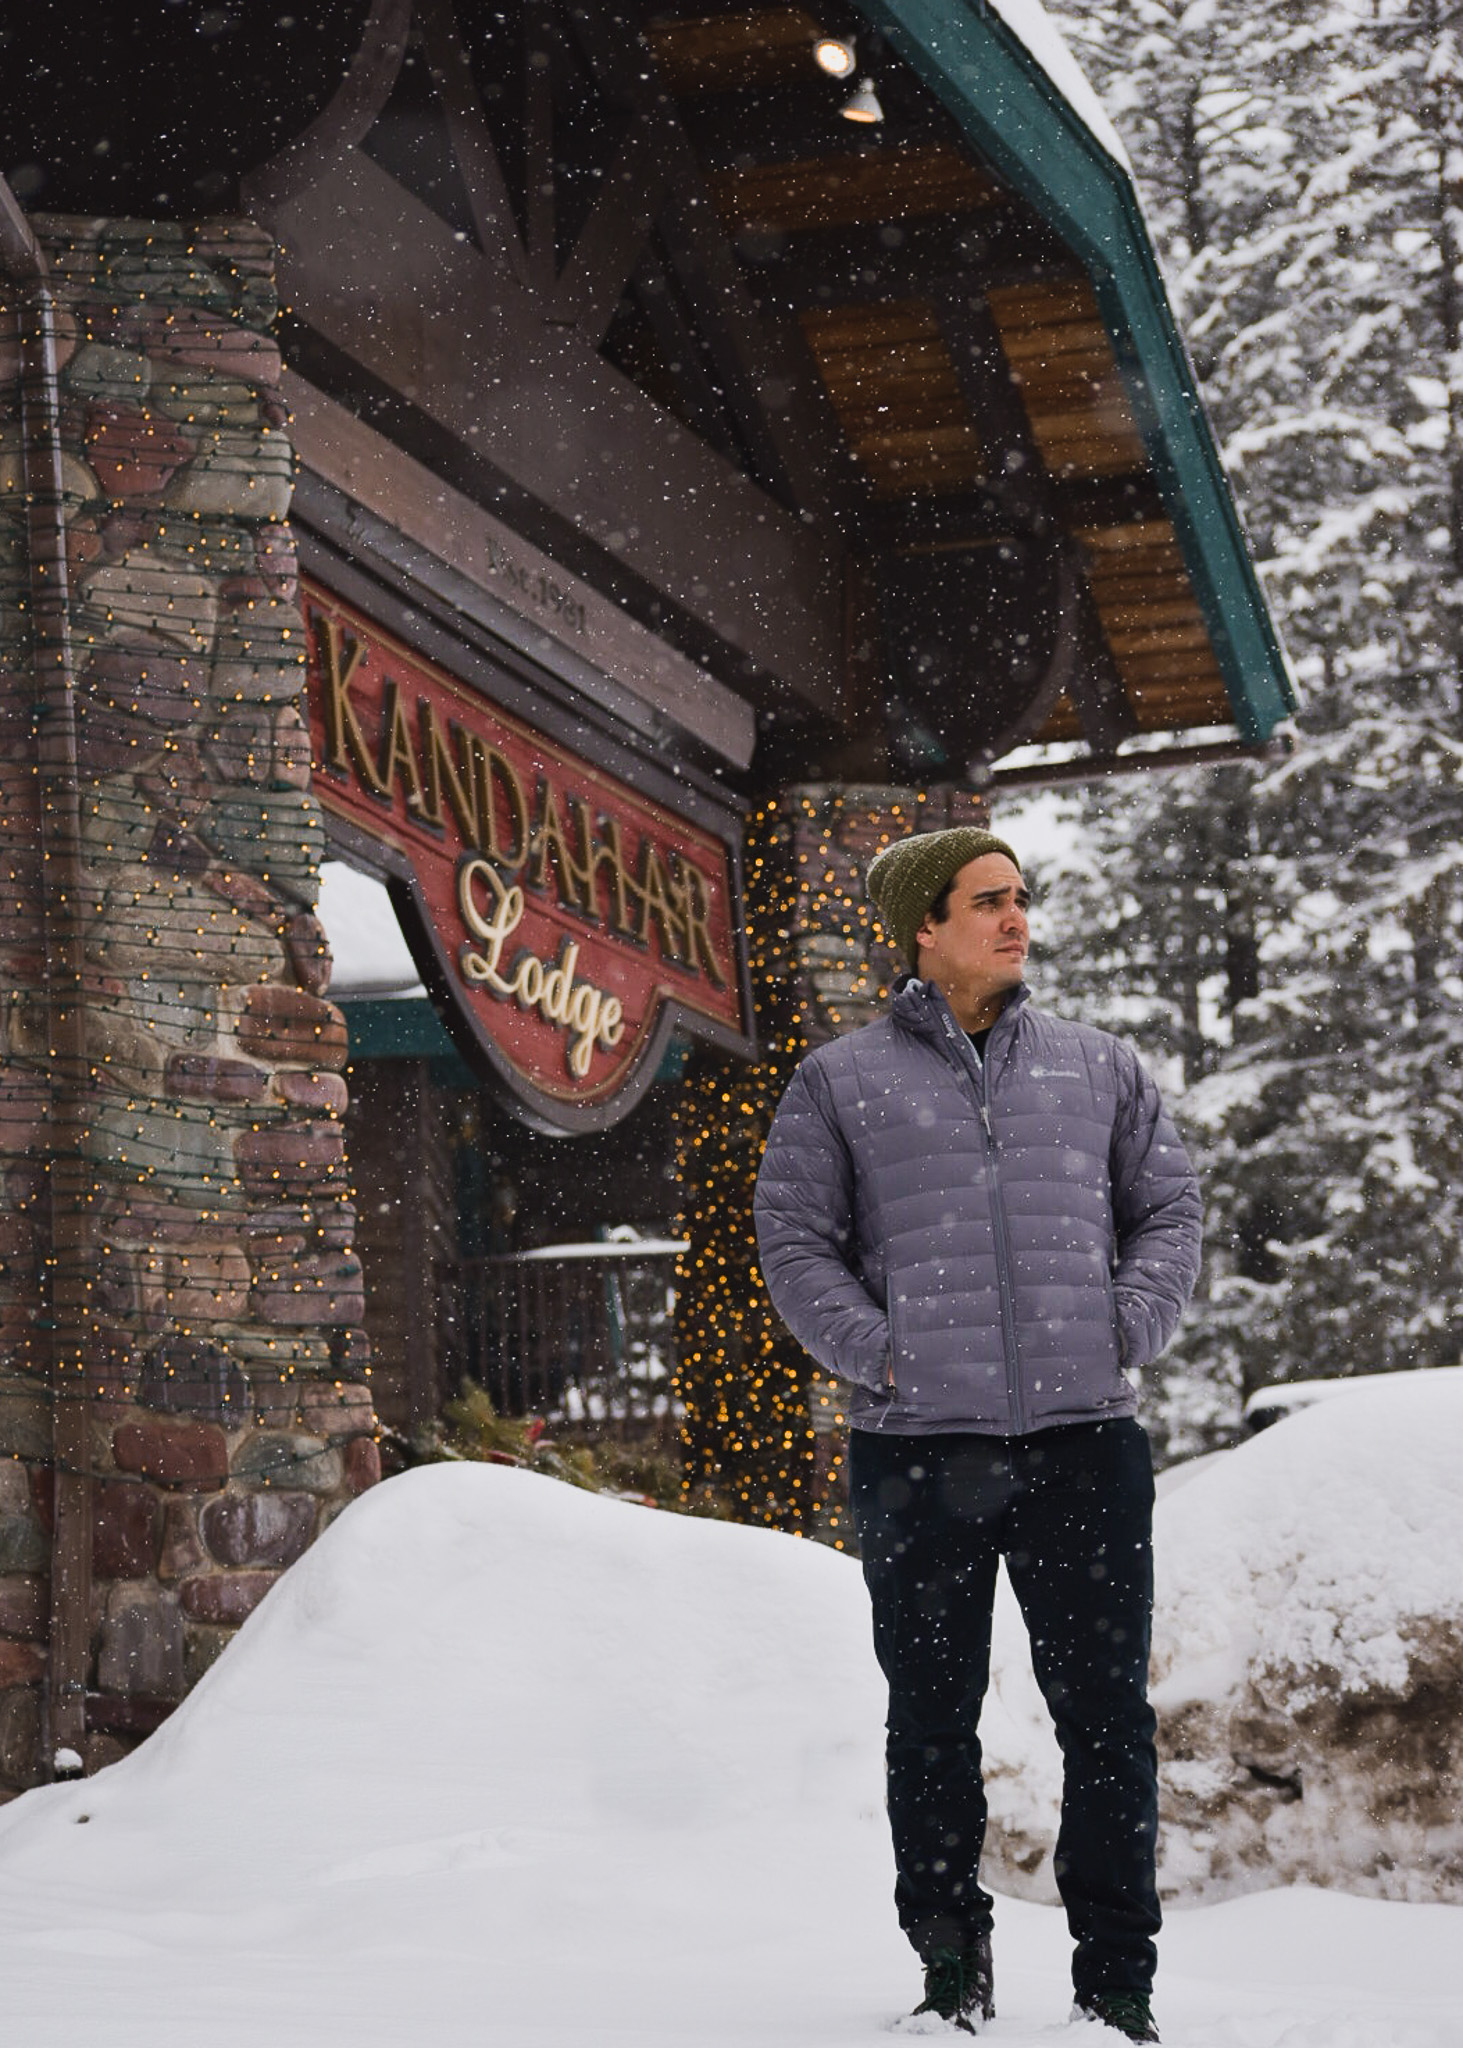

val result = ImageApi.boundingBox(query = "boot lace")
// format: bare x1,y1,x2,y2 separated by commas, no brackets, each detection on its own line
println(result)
914,1947,986,2033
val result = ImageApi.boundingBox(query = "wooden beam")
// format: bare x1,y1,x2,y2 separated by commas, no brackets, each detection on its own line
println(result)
550,122,667,338
418,0,531,290
285,371,759,765
615,257,741,446
269,154,841,711
241,0,412,215
930,279,1139,753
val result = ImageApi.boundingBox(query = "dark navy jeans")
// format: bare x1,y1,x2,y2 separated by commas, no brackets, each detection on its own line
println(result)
848,1419,1160,1999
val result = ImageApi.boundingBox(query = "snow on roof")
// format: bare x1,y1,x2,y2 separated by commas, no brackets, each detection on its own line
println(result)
317,859,424,1000
985,0,1133,174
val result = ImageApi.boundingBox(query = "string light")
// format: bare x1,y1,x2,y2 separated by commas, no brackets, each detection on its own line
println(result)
671,786,988,1545
0,218,375,1781
673,792,898,1545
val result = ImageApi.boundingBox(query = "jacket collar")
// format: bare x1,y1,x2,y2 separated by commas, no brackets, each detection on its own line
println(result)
891,975,1031,1069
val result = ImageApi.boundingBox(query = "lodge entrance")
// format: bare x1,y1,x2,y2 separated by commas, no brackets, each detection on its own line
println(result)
340,1030,687,1459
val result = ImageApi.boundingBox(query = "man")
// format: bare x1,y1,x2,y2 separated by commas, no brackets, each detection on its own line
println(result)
754,827,1201,2042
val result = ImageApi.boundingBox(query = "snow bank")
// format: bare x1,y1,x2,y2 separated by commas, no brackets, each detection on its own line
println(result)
0,1462,882,1864
0,1468,900,2046
980,1374,1463,1906
0,1448,1459,2045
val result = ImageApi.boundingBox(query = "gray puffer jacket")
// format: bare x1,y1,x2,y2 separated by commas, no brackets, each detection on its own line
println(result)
754,978,1202,1436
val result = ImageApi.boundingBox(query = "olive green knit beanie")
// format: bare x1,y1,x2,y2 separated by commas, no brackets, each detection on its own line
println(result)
866,826,1021,967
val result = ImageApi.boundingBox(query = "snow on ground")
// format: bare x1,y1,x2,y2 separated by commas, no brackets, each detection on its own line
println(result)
1,1430,1460,2047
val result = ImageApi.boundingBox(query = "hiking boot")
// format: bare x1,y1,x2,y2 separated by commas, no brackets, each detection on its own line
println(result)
912,1935,995,2032
1074,1989,1160,2043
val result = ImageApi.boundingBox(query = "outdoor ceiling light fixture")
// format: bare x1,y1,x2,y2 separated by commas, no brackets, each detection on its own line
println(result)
812,35,857,77
840,76,884,123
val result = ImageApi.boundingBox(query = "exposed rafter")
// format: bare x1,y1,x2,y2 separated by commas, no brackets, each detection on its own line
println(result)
929,280,1138,754
241,0,1294,772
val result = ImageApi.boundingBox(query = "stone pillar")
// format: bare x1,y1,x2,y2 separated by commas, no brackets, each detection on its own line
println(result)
0,218,376,1792
674,784,990,1542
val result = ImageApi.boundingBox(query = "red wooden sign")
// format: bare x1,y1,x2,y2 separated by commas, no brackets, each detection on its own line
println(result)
302,581,752,1130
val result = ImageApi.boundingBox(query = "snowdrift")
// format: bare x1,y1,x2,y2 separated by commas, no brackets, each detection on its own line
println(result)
0,1432,1460,2046
979,1374,1463,1905
0,1466,905,2045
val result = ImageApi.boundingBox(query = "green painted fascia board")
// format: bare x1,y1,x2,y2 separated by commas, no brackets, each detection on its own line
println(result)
342,996,478,1081
341,996,689,1086
853,0,1297,741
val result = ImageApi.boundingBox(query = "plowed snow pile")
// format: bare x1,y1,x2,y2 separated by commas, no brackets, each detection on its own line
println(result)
0,1395,1459,2047
979,1374,1463,1913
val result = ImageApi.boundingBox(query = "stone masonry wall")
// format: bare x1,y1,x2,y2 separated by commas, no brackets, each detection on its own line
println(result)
761,783,994,1049
0,218,376,1791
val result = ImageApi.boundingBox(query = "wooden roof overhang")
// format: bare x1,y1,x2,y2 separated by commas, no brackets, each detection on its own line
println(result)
0,0,1292,785
637,0,1296,781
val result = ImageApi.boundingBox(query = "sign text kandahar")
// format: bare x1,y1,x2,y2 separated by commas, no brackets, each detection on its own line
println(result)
304,582,751,1127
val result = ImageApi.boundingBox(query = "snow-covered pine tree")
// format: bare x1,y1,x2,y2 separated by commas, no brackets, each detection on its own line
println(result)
1020,0,1463,1453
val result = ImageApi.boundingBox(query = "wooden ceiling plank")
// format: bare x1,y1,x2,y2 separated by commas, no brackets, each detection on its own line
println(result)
999,327,1113,367
1108,628,1215,659
927,278,1140,751
644,7,825,96
1117,651,1228,684
1043,447,1147,479
710,145,1004,233
1078,517,1177,550
1090,585,1198,616
1092,599,1208,632
854,425,983,459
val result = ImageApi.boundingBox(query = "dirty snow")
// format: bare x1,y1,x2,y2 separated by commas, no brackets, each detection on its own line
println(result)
977,1376,1463,1911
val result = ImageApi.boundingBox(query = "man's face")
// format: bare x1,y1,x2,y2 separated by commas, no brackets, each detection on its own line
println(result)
915,854,1030,1021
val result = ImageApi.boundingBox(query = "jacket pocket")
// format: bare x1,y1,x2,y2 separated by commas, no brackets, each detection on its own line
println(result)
1102,1269,1135,1392
886,1290,908,1394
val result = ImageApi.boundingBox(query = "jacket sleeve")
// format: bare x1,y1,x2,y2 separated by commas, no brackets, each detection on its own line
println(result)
754,1055,892,1395
1108,1042,1203,1371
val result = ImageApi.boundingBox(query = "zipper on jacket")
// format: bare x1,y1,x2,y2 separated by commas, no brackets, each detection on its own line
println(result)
935,1002,1026,1435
